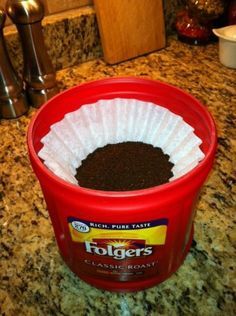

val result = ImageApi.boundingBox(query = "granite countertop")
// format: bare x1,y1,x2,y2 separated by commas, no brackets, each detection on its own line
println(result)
0,37,235,316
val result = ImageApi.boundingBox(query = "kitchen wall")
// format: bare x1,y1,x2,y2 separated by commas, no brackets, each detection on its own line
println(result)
0,0,92,24
0,0,92,14
164,0,184,33
1,0,182,32
2,0,183,76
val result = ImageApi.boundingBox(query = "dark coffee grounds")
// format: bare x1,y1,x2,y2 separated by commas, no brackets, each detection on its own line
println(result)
75,142,174,191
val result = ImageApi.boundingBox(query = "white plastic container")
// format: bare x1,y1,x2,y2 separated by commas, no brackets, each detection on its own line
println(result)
213,25,236,69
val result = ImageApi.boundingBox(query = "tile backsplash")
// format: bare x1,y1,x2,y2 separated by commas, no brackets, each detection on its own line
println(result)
1,0,182,31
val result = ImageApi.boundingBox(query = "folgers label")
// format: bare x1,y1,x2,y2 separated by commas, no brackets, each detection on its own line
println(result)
68,217,168,281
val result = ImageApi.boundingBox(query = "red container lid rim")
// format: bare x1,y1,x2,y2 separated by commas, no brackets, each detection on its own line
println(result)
27,77,217,198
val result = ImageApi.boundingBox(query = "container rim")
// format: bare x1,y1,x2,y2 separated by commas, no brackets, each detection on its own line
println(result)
27,76,217,198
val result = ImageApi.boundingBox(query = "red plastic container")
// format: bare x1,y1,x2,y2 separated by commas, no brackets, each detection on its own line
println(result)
27,77,217,292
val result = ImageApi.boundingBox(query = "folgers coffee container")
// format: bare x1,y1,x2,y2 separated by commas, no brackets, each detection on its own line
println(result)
27,77,217,292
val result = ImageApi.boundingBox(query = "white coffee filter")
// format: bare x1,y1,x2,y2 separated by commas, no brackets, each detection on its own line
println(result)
38,98,205,186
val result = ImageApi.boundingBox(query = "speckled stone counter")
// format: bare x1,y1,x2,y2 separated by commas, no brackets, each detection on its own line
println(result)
0,37,235,316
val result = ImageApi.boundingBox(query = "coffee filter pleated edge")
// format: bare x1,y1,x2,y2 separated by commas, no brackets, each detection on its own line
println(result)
38,98,205,186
